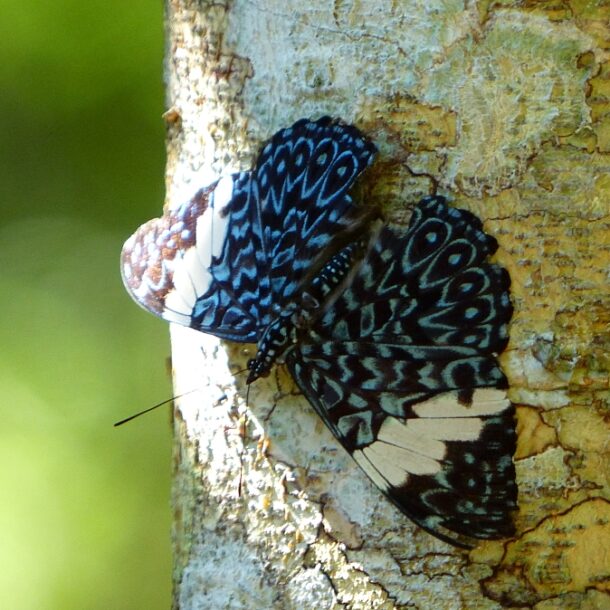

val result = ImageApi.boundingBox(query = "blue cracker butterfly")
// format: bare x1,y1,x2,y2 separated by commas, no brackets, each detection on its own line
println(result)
121,117,517,547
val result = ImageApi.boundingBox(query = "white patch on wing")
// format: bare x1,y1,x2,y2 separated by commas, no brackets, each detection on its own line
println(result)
164,287,193,316
406,417,483,442
171,258,197,309
160,303,192,325
363,439,441,483
352,449,391,491
195,176,232,269
163,245,216,322
181,246,212,296
354,407,490,491
377,416,446,460
412,389,510,418
209,175,233,257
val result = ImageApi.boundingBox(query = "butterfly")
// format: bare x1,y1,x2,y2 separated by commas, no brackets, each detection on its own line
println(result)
121,117,517,548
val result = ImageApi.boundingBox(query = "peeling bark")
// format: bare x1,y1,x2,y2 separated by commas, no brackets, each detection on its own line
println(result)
164,1,610,608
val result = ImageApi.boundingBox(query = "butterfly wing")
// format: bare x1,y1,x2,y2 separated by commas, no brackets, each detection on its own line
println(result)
121,117,376,342
287,197,517,547
121,178,260,341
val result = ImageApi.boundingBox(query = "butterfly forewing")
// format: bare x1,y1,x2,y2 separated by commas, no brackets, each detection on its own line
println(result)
252,118,377,313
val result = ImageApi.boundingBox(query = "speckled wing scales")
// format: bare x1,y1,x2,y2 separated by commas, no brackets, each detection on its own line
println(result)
120,117,376,342
287,197,517,547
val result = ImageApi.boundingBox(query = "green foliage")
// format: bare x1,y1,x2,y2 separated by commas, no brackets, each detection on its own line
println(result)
0,2,172,608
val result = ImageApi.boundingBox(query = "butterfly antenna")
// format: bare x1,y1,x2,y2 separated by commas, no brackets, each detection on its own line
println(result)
114,390,196,427
246,382,251,408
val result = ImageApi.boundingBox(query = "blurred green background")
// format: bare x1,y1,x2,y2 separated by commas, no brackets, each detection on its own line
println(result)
1,2,174,608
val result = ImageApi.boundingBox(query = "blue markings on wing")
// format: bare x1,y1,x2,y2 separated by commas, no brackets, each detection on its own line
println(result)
189,117,376,340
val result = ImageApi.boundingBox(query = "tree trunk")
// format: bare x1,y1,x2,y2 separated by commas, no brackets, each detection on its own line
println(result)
165,2,610,608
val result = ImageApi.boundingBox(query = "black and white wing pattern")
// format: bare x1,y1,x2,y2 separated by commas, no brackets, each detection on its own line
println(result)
286,197,517,547
121,117,518,548
121,117,376,342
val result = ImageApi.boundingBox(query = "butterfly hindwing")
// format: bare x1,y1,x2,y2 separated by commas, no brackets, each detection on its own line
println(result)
287,200,516,547
353,391,517,544
121,117,376,341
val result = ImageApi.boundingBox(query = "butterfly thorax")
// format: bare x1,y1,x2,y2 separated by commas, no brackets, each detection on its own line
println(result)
247,240,367,384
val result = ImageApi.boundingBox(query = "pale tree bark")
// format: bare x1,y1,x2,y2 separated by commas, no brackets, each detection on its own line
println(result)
163,2,610,609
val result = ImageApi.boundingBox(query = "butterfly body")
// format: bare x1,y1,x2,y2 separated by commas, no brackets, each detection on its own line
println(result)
246,313,296,382
247,237,369,382
122,117,517,547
